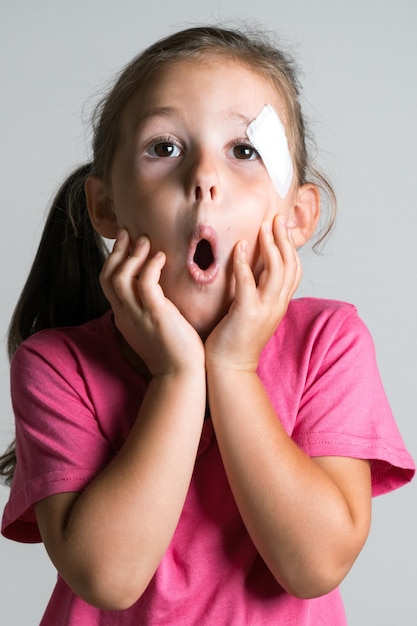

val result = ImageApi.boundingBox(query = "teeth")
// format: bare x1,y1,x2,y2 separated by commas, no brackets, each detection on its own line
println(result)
194,239,214,270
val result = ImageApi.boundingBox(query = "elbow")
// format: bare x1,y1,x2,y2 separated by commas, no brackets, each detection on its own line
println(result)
283,566,348,600
271,550,361,600
65,565,152,611
274,526,370,600
85,587,145,612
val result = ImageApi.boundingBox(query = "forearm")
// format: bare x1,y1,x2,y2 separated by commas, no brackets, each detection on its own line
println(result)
37,370,206,609
207,367,371,598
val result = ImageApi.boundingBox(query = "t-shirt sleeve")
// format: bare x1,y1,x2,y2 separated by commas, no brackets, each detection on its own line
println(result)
290,304,415,496
2,336,114,543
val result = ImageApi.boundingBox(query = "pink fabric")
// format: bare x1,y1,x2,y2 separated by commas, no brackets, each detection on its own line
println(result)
2,298,415,624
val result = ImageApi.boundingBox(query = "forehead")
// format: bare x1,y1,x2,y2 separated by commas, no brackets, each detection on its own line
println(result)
121,56,286,130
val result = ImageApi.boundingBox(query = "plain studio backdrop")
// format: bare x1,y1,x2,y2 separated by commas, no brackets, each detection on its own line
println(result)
1,1,416,624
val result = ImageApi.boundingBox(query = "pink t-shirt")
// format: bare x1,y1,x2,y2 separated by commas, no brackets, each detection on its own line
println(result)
2,298,414,624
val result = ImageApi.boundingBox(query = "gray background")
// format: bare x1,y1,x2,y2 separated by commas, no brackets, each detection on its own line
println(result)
1,1,416,624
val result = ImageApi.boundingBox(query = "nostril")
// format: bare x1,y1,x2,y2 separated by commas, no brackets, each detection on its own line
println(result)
194,185,216,202
193,239,214,270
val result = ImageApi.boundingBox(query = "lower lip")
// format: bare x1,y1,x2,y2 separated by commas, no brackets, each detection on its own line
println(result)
187,261,219,284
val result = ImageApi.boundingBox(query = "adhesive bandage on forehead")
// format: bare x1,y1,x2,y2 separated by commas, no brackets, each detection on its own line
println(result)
246,104,294,198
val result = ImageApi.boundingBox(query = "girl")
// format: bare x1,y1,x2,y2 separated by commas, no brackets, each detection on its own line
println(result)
1,25,414,625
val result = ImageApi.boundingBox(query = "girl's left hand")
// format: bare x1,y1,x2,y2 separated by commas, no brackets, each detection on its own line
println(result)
205,215,301,372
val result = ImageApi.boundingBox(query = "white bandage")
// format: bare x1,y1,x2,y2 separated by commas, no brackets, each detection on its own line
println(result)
246,104,293,198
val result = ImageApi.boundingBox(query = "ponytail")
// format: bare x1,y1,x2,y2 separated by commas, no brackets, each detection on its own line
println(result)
7,163,110,359
1,163,110,485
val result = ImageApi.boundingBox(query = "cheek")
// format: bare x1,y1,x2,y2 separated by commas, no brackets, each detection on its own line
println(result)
112,190,162,240
110,166,154,222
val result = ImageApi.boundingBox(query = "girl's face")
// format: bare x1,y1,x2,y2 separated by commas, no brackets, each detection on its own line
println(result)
107,57,301,336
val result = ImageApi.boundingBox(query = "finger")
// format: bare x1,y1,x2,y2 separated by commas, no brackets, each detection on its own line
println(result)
271,216,302,296
256,219,284,296
288,229,303,297
99,229,131,305
113,237,155,311
256,216,301,306
136,250,167,311
102,233,151,308
232,240,257,309
259,219,281,265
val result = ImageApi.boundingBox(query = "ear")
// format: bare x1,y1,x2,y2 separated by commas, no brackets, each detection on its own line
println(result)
85,175,119,239
288,183,320,247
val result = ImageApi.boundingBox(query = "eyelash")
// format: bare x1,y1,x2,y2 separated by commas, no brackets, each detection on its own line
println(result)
145,135,182,158
229,139,260,161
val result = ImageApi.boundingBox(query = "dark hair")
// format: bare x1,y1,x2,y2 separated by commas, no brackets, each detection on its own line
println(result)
7,164,110,359
0,165,110,484
0,25,336,485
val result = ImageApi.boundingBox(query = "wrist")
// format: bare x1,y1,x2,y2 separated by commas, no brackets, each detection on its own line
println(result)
146,342,205,379
153,360,206,383
205,360,259,379
205,353,259,375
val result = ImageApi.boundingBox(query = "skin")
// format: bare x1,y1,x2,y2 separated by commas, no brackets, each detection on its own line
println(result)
35,56,372,610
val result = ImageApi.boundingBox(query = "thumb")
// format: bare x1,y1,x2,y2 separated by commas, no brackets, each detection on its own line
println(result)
232,240,256,307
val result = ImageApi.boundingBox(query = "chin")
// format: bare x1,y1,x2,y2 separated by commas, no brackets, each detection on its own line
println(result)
182,305,228,340
167,281,234,338
189,315,219,340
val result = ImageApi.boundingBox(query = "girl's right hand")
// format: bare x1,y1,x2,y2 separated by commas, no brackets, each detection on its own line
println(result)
37,229,207,610
100,229,204,377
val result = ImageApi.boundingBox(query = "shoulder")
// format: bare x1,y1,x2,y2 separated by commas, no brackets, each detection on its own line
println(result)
259,297,377,406
266,297,372,361
285,297,359,329
10,312,121,397
12,311,115,368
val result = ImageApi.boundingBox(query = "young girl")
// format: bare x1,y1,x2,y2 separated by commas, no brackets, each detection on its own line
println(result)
1,25,414,625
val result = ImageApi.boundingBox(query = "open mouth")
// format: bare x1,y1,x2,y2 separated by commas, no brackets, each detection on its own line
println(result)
193,239,214,270
187,226,219,284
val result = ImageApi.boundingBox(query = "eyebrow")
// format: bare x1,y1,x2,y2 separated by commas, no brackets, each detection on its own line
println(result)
133,106,181,127
141,106,177,119
134,107,254,129
228,112,254,126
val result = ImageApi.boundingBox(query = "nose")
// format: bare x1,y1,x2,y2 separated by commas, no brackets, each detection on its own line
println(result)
187,148,220,203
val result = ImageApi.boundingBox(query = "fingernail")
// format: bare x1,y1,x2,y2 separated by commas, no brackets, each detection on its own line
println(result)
239,240,248,260
278,215,287,227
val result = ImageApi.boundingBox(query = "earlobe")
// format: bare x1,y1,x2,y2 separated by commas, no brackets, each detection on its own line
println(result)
289,183,321,247
85,175,119,239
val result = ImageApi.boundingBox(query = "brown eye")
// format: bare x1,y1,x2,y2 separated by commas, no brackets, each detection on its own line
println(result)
148,142,181,157
232,144,258,160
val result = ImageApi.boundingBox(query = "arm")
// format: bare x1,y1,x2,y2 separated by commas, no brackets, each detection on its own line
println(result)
205,217,372,598
36,232,206,610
